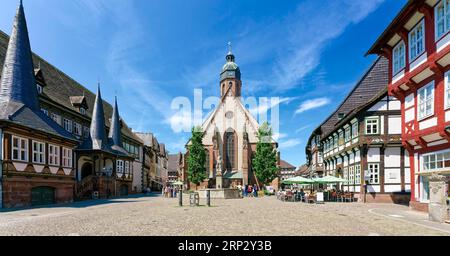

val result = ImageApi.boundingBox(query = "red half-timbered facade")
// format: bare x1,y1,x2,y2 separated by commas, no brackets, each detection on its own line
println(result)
368,0,450,212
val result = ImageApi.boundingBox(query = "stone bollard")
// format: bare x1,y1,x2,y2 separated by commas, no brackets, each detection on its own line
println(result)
207,190,211,207
179,189,183,207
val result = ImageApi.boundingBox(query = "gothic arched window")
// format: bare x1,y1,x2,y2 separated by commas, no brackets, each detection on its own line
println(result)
205,149,210,177
225,132,235,170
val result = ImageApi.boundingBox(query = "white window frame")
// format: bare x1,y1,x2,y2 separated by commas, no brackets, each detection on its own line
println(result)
37,84,43,94
80,108,86,115
32,141,45,164
63,118,73,133
62,147,72,168
349,166,355,185
41,108,49,116
435,0,450,40
392,41,406,75
125,161,130,175
73,122,82,136
368,163,380,184
365,118,379,135
421,149,450,173
351,122,359,138
48,144,60,166
12,136,28,162
83,126,90,138
355,165,361,185
345,126,351,142
417,82,435,120
343,167,348,184
51,113,62,126
445,71,450,109
117,160,124,174
409,19,425,62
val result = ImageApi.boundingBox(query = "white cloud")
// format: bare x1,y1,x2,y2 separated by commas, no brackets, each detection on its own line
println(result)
295,98,331,114
279,139,302,149
273,133,288,141
295,125,311,134
249,97,296,117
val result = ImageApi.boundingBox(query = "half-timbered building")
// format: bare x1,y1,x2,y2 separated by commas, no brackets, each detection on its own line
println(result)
306,57,411,203
368,0,450,212
0,2,146,208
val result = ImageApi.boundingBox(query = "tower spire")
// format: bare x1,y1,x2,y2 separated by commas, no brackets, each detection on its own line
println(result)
109,96,122,147
90,84,107,149
0,0,39,110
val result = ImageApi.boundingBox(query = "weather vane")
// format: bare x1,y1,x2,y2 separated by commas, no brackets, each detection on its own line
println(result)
228,42,232,54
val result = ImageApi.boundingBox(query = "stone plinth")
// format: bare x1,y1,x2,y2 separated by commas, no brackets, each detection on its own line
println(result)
428,174,449,223
198,188,241,199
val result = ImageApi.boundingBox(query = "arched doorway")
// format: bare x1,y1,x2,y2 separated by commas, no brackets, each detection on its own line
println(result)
31,186,55,206
81,162,93,180
120,184,129,196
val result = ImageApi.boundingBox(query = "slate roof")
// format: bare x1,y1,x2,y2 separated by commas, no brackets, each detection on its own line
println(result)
279,160,295,169
317,57,389,139
0,30,143,144
0,2,75,141
109,97,122,147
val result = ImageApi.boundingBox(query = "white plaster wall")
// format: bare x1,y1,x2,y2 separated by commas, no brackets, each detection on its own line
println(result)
405,168,411,184
388,116,402,134
384,185,402,193
405,185,411,192
354,151,361,163
368,101,388,112
405,108,415,122
367,148,380,162
437,32,450,52
385,168,401,184
446,110,450,122
367,185,380,193
385,147,401,167
409,52,427,72
349,152,355,165
419,117,437,130
388,100,401,111
405,93,414,109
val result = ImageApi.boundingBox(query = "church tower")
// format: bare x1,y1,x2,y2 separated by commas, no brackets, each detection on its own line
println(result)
220,43,242,97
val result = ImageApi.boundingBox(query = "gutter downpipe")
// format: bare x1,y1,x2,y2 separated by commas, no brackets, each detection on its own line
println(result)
0,128,3,209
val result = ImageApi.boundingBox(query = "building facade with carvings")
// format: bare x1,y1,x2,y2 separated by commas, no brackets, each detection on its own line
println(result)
368,0,450,212
183,48,279,190
0,2,145,208
306,57,411,203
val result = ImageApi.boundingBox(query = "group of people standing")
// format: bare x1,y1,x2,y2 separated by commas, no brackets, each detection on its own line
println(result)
162,185,179,198
242,184,260,197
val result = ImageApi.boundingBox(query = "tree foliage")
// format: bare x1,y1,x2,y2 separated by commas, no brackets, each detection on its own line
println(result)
187,126,207,186
252,122,279,185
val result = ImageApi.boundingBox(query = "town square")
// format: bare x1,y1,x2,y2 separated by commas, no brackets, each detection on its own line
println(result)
0,0,449,238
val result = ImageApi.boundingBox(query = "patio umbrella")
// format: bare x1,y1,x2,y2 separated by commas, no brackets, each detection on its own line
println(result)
313,176,349,184
281,176,315,185
172,181,184,186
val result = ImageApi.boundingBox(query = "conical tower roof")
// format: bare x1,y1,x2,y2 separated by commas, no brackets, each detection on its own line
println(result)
90,85,107,149
108,97,122,147
0,0,39,110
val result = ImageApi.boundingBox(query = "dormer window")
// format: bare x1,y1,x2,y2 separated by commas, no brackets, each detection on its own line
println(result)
80,107,86,115
37,84,43,94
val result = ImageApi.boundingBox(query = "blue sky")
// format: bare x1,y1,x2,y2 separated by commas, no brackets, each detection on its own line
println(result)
0,0,407,167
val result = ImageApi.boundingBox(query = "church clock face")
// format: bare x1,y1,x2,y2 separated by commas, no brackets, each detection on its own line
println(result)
225,111,234,119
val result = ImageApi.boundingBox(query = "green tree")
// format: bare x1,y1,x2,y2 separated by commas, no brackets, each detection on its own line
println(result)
252,122,279,186
187,126,207,187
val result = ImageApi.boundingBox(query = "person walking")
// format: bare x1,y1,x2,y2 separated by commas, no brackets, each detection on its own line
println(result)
253,184,258,198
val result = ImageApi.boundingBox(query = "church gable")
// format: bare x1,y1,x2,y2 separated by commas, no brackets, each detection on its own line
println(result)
202,96,259,146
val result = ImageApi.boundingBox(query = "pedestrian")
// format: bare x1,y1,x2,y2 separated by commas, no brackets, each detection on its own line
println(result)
162,186,165,197
253,184,258,197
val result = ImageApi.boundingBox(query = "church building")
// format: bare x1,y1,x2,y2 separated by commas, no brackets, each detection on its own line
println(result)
183,46,279,189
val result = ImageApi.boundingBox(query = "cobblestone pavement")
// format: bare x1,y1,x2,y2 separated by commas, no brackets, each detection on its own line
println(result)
0,194,449,236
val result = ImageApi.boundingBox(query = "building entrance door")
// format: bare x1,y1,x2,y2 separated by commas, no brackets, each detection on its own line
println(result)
81,163,93,180
120,184,129,196
31,187,55,206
